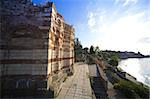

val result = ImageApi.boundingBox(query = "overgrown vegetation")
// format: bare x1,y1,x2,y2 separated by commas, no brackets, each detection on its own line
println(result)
105,69,121,84
108,55,119,66
87,45,120,65
114,80,150,99
74,38,84,62
105,67,150,99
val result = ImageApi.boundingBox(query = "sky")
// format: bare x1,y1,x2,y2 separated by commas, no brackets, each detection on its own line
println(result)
32,0,150,55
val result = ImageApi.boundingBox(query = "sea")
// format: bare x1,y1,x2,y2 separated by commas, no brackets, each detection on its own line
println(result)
118,58,150,86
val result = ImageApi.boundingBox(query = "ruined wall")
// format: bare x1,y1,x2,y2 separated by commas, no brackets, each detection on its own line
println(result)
63,23,75,73
1,0,50,88
0,0,74,96
47,5,75,94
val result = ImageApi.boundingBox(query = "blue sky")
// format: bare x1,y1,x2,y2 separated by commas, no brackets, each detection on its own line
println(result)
32,0,150,55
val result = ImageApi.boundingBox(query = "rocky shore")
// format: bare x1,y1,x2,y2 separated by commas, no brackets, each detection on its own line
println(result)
105,62,150,99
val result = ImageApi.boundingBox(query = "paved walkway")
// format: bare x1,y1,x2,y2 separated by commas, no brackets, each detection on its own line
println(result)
88,65,99,77
56,63,93,99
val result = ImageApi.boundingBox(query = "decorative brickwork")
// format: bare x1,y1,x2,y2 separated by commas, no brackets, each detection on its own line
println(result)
0,0,74,97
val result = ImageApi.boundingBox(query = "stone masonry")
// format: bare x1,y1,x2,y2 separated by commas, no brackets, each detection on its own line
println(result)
0,0,74,97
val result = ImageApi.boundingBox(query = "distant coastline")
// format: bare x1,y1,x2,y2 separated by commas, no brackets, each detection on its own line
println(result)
102,50,150,59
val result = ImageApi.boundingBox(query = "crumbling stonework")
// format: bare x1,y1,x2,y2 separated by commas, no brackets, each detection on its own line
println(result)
0,0,74,97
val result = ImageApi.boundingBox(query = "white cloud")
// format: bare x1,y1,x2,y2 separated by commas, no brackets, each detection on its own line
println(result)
138,37,150,43
87,12,96,28
100,12,150,54
115,0,138,6
124,0,138,6
84,0,150,54
87,10,107,33
87,10,150,54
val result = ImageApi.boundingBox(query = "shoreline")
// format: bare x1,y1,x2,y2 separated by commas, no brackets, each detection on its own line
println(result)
119,69,148,86
118,58,150,87
105,64,150,98
120,56,150,60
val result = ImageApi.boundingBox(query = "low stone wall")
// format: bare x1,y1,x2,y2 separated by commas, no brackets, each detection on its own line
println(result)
96,64,108,90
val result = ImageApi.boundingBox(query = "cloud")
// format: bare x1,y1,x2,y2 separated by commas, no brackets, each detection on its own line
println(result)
138,37,150,43
124,0,138,6
87,12,96,28
101,12,150,54
86,10,150,54
115,0,138,6
84,0,150,54
87,10,108,33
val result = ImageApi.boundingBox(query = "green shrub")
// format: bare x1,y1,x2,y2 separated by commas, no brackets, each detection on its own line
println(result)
114,82,137,98
117,67,123,72
105,69,121,84
114,80,149,99
114,83,120,89
109,56,119,66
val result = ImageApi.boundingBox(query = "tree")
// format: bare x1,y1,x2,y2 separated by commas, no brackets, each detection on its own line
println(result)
90,46,95,55
74,38,83,62
95,46,100,55
109,55,119,66
83,47,89,54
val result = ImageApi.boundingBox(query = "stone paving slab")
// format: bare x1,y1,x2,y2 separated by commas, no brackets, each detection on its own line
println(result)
56,63,93,99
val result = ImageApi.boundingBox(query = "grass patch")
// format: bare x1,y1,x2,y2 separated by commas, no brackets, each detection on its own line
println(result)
114,80,150,99
105,67,150,99
105,69,121,84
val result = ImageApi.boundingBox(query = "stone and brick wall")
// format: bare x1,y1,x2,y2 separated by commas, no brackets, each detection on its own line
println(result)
0,0,74,97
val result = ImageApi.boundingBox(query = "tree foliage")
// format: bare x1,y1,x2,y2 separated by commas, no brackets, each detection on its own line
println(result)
109,55,119,66
89,45,95,55
74,38,83,62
